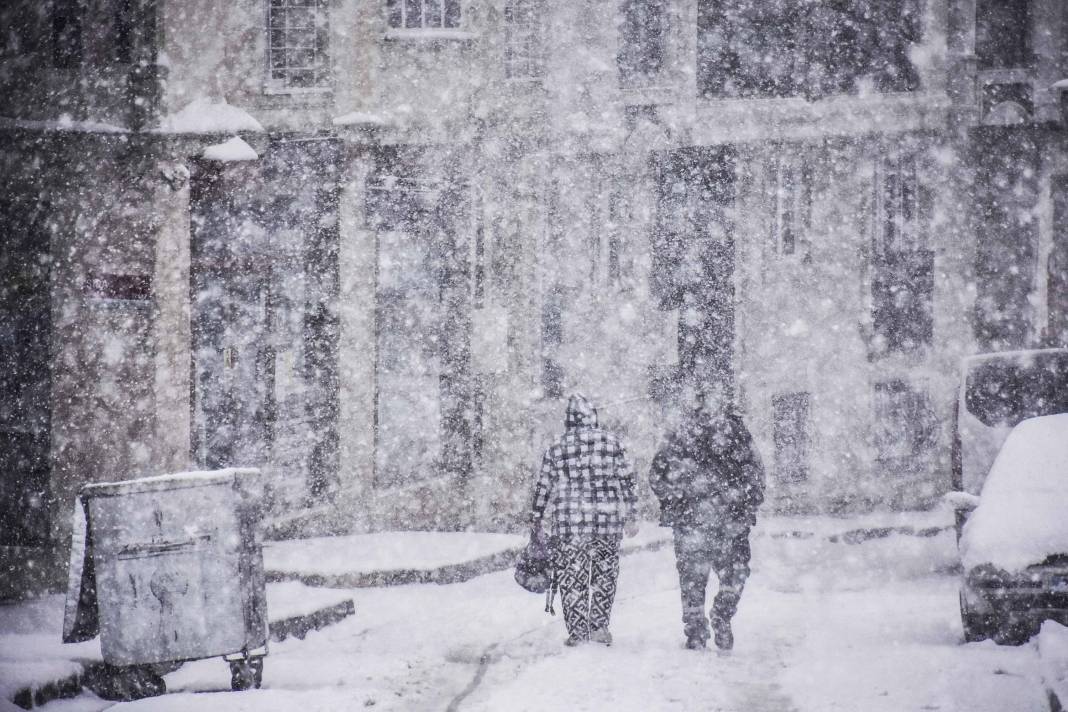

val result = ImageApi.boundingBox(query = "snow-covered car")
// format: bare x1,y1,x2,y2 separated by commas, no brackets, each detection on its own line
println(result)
950,414,1068,645
951,348,1068,536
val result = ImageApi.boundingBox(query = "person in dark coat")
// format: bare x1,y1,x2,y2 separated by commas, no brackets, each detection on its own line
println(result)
649,401,765,650
531,393,639,647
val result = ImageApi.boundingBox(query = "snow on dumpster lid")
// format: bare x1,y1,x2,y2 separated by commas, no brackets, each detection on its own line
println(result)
960,414,1068,572
81,467,260,498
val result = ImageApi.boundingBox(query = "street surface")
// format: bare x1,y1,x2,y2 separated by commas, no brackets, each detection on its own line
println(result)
40,519,1050,712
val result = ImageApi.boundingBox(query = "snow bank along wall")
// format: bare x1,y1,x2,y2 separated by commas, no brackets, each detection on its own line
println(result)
1,0,1067,593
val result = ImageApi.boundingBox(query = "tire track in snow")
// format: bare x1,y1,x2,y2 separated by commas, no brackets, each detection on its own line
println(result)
444,644,498,712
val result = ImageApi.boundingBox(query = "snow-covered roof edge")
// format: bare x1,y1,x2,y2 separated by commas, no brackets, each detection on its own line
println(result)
0,115,128,134
156,98,265,135
332,111,396,128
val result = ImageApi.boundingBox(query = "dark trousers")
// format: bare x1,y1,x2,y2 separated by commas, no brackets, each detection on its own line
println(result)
672,523,752,643
555,536,621,640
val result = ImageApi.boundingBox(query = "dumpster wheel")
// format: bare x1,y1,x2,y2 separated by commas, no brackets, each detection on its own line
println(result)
229,656,264,691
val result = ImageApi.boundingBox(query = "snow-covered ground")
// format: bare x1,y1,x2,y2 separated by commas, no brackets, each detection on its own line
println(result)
29,513,1052,712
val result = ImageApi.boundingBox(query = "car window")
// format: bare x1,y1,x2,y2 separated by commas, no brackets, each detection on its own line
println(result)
964,351,1068,427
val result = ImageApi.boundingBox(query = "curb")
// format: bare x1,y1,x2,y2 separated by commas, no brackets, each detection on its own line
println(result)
8,597,357,710
266,547,525,588
269,599,356,642
266,523,950,591
10,663,101,711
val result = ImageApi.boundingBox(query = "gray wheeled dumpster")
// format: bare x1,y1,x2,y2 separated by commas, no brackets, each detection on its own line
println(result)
63,467,267,696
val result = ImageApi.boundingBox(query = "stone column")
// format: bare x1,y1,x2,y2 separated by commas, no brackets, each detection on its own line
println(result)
336,153,377,530
152,160,193,474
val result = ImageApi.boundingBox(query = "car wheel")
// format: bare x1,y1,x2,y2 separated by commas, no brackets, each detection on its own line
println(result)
992,617,1040,646
230,661,257,691
960,592,994,643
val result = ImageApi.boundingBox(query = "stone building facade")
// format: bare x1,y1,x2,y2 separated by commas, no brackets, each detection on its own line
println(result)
1,0,1066,592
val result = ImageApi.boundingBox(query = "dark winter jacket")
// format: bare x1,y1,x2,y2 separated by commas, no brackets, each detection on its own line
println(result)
649,408,765,528
531,393,638,538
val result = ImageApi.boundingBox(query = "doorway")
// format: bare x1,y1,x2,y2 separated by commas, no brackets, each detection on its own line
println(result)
190,139,340,511
0,198,52,547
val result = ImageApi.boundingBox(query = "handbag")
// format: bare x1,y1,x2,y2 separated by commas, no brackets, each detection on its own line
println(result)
514,527,554,594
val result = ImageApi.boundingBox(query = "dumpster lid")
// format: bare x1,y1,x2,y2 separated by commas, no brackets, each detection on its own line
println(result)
81,467,261,498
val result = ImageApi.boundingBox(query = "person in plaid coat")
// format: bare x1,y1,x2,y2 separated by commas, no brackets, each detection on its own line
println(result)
530,393,639,647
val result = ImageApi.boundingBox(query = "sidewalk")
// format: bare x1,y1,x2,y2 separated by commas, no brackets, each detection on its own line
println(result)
1,509,956,709
0,583,355,710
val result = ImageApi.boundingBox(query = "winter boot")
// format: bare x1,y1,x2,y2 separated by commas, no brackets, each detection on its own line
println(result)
564,634,585,647
711,614,733,651
590,628,613,646
684,636,707,650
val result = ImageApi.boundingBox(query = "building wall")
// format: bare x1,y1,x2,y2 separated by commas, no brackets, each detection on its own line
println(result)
2,0,1068,575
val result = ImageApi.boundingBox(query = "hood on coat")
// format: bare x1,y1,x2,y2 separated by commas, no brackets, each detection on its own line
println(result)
564,393,598,430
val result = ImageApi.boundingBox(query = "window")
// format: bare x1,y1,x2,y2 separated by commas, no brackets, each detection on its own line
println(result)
976,0,1030,70
773,392,810,484
972,132,1038,351
768,154,811,258
114,0,133,64
541,292,563,399
52,0,84,68
871,155,933,355
618,0,665,82
877,155,927,254
387,0,461,30
872,380,936,468
1,4,46,58
607,191,624,286
267,0,330,89
697,0,920,99
473,219,485,309
504,0,542,79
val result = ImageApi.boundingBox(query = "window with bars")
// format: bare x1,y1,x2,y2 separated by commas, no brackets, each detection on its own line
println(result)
768,154,812,258
869,153,933,355
267,0,330,89
877,155,929,255
504,0,542,79
773,392,810,484
387,0,462,30
872,380,936,467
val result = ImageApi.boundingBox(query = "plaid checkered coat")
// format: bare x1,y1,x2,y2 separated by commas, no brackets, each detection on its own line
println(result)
530,394,638,537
